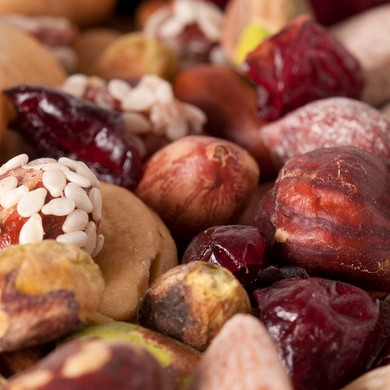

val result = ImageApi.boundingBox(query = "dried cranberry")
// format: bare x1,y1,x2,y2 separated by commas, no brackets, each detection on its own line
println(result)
242,15,364,121
308,0,390,26
182,225,268,289
3,85,143,190
254,277,390,390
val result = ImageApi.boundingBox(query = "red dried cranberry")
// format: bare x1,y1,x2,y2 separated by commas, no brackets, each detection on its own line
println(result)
3,85,143,190
308,0,390,26
242,15,364,121
182,225,268,288
254,277,390,390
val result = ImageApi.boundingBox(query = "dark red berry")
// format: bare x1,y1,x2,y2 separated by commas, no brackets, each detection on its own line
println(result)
254,277,390,390
3,85,143,190
182,225,268,288
242,15,364,121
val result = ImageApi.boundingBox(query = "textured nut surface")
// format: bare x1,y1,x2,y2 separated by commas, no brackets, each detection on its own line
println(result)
3,338,171,390
136,135,260,243
94,182,178,321
138,261,252,351
67,321,202,390
255,145,390,291
260,97,390,172
188,313,293,390
0,240,105,351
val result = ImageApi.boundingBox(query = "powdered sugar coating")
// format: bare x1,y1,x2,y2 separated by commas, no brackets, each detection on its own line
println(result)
0,155,104,256
261,97,390,171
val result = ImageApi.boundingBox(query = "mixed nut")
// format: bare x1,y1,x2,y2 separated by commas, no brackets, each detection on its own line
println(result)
0,0,390,389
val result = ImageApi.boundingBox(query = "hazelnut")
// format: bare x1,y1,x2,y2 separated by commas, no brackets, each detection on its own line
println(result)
135,135,260,245
255,145,390,291
138,261,252,351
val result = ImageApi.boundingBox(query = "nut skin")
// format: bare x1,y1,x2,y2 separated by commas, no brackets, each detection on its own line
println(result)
135,135,260,245
2,338,171,390
138,261,252,351
65,321,202,390
255,145,390,291
173,65,277,179
0,240,105,352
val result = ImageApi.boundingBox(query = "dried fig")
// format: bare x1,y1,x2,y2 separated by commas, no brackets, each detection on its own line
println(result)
255,145,390,291
135,135,260,245
0,240,105,352
138,261,252,351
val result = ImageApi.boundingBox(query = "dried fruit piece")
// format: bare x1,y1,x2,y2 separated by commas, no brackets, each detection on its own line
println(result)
260,97,390,172
138,262,251,351
188,314,293,390
243,15,364,120
0,154,104,256
66,321,202,390
182,225,267,289
3,84,143,191
255,145,390,291
136,135,260,245
0,240,105,352
254,277,390,390
3,338,171,390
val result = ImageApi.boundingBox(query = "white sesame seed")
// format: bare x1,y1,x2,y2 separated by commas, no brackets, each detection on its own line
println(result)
40,162,64,171
75,164,100,188
19,213,44,244
159,17,185,39
61,74,89,98
64,182,93,213
121,87,156,112
41,198,75,216
42,169,67,197
92,234,105,257
17,188,47,218
89,188,102,222
196,2,223,42
122,112,152,135
0,154,29,175
0,185,29,209
0,176,18,199
56,231,88,247
107,79,132,102
82,221,97,255
62,209,89,233
173,0,196,25
60,166,91,188
22,158,57,170
58,157,83,172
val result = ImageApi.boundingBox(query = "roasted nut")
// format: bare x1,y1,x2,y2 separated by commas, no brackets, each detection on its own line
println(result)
0,154,104,256
173,65,277,179
0,240,105,351
93,31,179,82
135,135,260,244
66,320,202,390
94,182,178,321
259,97,390,172
188,314,293,390
331,4,390,107
0,347,42,378
221,0,313,67
138,261,252,351
2,338,171,390
255,145,390,291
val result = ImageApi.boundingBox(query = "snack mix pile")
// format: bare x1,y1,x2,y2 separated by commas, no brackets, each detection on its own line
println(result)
0,0,390,389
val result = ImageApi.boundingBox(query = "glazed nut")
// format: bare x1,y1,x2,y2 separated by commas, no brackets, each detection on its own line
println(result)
2,338,170,390
0,240,105,352
255,145,390,291
138,261,252,351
